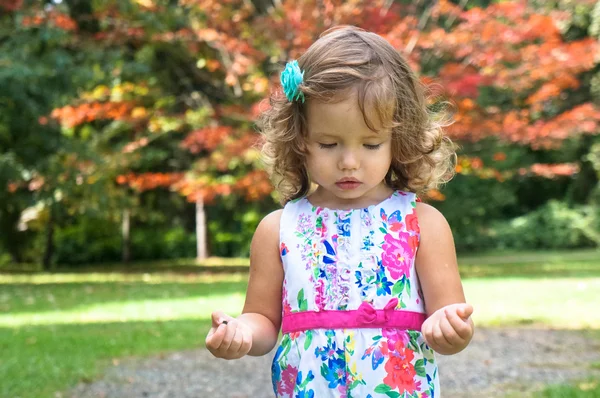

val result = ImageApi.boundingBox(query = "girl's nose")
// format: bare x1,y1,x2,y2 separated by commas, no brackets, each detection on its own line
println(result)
339,149,360,170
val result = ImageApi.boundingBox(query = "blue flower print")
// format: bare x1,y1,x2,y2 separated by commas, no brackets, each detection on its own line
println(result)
375,268,393,296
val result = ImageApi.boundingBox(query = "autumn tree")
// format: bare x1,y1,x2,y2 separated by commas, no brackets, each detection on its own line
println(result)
3,0,599,267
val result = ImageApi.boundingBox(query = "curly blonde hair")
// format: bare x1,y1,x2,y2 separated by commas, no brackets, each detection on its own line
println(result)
259,25,456,204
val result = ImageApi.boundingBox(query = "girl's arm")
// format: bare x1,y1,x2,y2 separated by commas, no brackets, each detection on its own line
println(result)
205,210,283,359
415,202,474,355
240,209,284,356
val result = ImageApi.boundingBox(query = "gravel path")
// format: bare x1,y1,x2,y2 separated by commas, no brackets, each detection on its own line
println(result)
69,328,600,398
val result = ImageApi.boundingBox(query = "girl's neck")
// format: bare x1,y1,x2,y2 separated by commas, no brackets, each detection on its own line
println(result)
307,184,394,211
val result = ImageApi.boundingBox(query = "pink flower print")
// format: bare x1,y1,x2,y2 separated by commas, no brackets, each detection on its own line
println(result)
383,344,417,393
280,242,289,256
282,283,292,315
315,278,326,310
382,328,409,352
283,301,292,315
278,364,298,397
405,212,420,234
381,232,413,279
389,221,404,233
408,235,419,255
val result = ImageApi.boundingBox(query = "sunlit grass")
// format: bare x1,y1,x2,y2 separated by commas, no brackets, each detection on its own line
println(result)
465,277,600,328
534,380,600,397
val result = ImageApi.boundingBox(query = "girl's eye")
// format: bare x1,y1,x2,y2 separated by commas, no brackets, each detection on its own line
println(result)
318,143,337,149
364,144,381,150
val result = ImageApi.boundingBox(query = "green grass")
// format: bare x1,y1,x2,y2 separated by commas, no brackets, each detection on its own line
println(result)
535,380,600,397
0,249,599,398
0,273,249,398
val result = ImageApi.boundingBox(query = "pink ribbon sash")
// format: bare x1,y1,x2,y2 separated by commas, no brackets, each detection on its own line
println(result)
281,298,426,334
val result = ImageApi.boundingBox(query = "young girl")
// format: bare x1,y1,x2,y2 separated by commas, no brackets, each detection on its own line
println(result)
205,25,474,397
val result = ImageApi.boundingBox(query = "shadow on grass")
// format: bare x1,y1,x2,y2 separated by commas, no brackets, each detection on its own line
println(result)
0,318,213,398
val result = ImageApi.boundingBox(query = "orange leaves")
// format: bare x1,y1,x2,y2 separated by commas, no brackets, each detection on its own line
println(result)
493,152,507,162
426,2,596,104
0,0,23,12
526,163,580,178
526,74,580,109
524,103,600,149
449,100,600,148
233,170,273,201
440,64,489,98
173,169,272,203
181,126,233,153
525,14,561,42
50,101,139,128
423,189,446,201
21,11,78,31
116,173,184,192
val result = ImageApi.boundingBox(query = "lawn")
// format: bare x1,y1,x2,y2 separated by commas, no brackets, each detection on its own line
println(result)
1,249,599,398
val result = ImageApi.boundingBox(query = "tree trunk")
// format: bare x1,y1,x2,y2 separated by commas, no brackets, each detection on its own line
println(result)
42,206,55,271
196,196,207,260
122,208,131,263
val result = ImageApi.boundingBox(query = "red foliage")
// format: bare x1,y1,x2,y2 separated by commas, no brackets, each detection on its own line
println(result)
181,126,233,153
424,1,600,146
116,172,184,192
51,101,138,128
0,0,23,12
526,163,579,178
21,11,78,31
233,170,273,201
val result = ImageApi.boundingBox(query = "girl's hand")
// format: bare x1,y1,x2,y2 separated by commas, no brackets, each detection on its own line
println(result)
421,303,474,355
205,310,253,360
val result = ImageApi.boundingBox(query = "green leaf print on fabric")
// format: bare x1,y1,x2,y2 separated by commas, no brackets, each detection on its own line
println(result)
298,288,308,311
374,384,392,393
304,330,313,351
414,359,426,377
391,275,412,301
281,334,292,359
391,276,405,296
407,330,421,352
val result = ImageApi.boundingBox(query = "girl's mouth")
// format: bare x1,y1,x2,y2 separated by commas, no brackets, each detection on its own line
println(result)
336,179,362,190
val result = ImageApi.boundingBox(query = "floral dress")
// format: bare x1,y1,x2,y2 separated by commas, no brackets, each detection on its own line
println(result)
272,191,438,398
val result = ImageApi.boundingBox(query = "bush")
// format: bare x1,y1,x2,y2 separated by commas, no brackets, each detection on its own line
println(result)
487,201,597,250
54,217,122,265
53,217,196,265
131,226,196,260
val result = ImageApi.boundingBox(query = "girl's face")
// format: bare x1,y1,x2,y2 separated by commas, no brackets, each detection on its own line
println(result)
305,94,393,208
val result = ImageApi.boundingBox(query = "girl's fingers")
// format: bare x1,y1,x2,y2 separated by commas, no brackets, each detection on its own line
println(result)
458,304,474,320
431,319,451,350
446,307,473,340
441,309,463,345
227,327,243,355
218,319,238,352
205,323,226,351
211,311,226,328
421,318,434,347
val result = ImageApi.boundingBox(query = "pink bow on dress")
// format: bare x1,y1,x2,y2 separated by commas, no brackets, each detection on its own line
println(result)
356,298,399,326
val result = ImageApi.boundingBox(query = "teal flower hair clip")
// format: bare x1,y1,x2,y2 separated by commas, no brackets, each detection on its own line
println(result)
280,60,305,103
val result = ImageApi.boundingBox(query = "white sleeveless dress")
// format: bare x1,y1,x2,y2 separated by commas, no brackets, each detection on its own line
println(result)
271,191,439,398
